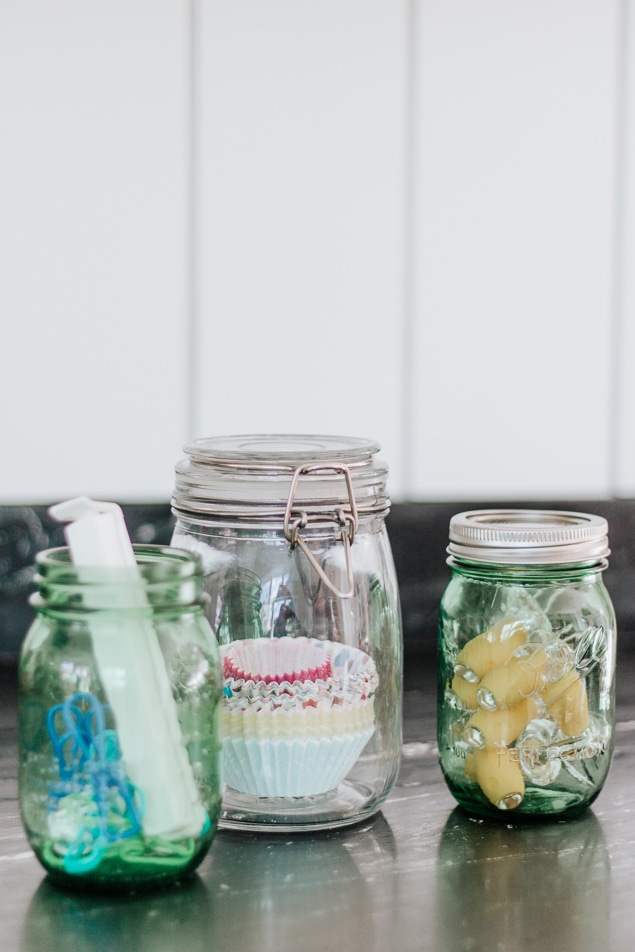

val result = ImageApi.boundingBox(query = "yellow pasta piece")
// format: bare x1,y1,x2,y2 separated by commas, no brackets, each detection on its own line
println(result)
454,617,528,681
542,668,590,737
472,747,525,810
464,696,539,749
477,645,549,711
451,673,480,709
540,665,577,706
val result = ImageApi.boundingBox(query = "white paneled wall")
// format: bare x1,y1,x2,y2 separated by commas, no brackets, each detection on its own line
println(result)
615,0,635,495
0,1,191,502
196,0,408,493
0,0,633,503
411,0,620,499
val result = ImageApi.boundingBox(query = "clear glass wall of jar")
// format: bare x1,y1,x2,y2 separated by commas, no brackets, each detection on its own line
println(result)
438,510,616,820
19,546,222,892
171,435,403,831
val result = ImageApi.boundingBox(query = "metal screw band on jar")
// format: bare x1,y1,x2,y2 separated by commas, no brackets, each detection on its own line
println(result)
447,509,610,565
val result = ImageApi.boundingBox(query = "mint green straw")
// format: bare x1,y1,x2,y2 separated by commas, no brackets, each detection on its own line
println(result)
49,497,206,841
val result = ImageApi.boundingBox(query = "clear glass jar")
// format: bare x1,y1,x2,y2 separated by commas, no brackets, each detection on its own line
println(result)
171,434,403,831
19,545,222,892
438,510,616,820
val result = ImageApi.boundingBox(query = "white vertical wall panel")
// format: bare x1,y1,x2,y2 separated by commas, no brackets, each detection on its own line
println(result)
410,1,619,499
0,2,630,505
196,0,409,496
0,1,190,502
614,0,635,496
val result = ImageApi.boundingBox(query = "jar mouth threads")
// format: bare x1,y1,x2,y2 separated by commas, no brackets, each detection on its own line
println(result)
447,509,610,565
31,545,208,613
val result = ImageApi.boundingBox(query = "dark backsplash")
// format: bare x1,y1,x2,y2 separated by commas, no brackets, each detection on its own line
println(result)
2,500,634,662
387,500,635,657
0,504,175,661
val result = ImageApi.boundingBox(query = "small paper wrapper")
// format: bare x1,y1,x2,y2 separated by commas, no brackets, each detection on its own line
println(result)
221,637,379,705
222,728,374,797
221,697,375,740
223,636,332,684
220,637,379,797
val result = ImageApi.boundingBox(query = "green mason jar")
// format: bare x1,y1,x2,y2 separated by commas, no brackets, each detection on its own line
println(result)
19,545,222,892
438,510,616,820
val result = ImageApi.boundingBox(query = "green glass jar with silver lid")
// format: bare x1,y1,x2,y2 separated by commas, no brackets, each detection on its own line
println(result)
438,509,616,819
171,434,403,832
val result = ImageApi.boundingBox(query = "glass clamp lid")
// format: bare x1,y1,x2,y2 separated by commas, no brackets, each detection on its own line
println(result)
172,434,390,518
172,434,391,601
184,434,380,466
447,509,610,565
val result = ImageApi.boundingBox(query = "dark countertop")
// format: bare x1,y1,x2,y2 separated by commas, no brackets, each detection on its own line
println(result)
2,652,634,952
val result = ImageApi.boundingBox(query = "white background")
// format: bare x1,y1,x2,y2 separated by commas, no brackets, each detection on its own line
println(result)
1,0,634,503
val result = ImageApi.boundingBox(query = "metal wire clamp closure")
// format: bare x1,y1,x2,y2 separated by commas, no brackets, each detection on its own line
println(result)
283,464,358,600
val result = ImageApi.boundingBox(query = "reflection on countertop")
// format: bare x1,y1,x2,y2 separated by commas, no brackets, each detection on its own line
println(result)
436,809,609,952
2,655,635,952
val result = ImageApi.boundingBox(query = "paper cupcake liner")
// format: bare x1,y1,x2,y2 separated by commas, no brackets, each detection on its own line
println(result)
221,698,376,741
220,638,379,796
223,676,338,707
222,637,332,685
222,729,374,797
327,640,376,676
300,639,379,697
223,678,345,712
221,637,379,706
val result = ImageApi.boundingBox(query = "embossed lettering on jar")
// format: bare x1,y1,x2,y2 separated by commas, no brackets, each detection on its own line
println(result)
171,435,403,832
437,510,616,819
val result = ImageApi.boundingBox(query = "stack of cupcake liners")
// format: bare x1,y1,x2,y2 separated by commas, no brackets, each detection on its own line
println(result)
220,637,379,797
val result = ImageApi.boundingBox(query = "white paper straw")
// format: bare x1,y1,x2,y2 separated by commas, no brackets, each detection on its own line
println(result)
49,497,206,841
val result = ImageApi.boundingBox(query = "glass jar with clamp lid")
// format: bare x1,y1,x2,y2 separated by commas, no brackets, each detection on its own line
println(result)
171,434,403,831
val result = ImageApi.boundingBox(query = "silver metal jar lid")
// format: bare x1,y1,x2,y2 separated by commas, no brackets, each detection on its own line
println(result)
172,434,390,518
447,509,610,565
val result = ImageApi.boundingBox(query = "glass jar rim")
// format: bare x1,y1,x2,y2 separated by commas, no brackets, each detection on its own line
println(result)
35,544,202,577
31,544,207,612
447,509,610,565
